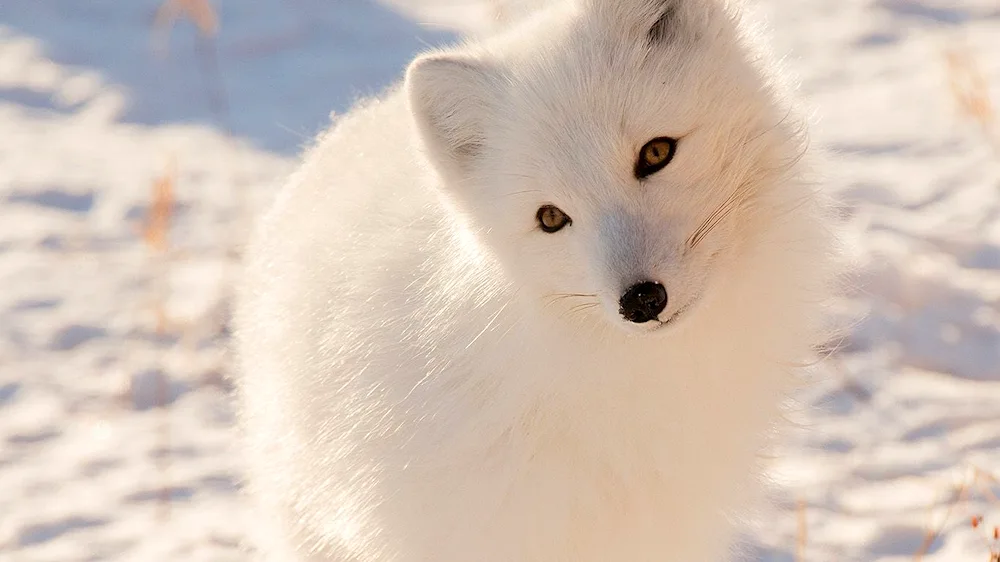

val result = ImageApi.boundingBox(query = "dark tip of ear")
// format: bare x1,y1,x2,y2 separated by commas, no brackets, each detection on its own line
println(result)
648,3,679,45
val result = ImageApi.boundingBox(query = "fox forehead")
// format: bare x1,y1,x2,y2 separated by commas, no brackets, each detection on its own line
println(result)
486,54,725,201
488,17,746,162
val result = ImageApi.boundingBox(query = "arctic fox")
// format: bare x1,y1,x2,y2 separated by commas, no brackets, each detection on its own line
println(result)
235,0,839,560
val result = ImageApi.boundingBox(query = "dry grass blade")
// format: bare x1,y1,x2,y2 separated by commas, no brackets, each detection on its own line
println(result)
914,476,967,561
153,0,219,38
493,1,506,24
142,157,177,522
943,42,998,152
143,157,175,257
912,462,1000,560
151,0,231,133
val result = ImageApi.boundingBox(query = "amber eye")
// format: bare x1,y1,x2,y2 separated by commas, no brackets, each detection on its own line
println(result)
536,205,572,233
635,137,678,179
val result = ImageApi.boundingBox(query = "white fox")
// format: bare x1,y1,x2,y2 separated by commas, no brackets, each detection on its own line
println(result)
234,0,840,560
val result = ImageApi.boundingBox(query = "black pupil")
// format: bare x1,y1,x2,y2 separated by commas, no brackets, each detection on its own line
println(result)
635,137,677,179
538,206,569,232
648,144,664,162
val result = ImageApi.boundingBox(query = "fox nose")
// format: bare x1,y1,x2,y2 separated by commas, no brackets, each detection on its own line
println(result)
619,282,668,324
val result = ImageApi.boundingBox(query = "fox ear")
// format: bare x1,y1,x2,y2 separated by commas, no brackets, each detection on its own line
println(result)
406,53,499,179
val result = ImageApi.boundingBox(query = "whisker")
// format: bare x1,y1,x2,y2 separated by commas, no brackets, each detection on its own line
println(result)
689,195,733,242
566,302,601,318
544,292,598,302
543,293,599,310
687,190,739,248
503,189,544,197
686,175,759,250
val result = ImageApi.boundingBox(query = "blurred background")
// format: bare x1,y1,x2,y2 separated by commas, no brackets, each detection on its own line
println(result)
1,0,1000,560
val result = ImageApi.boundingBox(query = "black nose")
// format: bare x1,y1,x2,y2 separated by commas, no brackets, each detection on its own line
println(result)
619,282,668,324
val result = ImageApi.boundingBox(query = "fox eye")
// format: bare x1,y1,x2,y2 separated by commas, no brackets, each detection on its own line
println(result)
635,137,678,179
536,205,572,233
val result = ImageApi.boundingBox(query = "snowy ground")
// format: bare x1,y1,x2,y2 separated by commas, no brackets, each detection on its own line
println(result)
2,0,1000,560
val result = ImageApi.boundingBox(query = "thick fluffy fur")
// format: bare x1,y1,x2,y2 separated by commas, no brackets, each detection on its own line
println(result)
235,0,839,560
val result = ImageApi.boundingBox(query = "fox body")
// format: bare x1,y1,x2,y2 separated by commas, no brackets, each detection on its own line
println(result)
235,0,839,560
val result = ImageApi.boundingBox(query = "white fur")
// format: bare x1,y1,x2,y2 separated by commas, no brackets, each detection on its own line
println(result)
234,0,841,560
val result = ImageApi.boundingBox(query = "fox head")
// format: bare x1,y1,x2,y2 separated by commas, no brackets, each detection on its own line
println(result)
406,0,809,334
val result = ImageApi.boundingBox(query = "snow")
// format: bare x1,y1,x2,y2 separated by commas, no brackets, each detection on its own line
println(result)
3,0,1000,560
